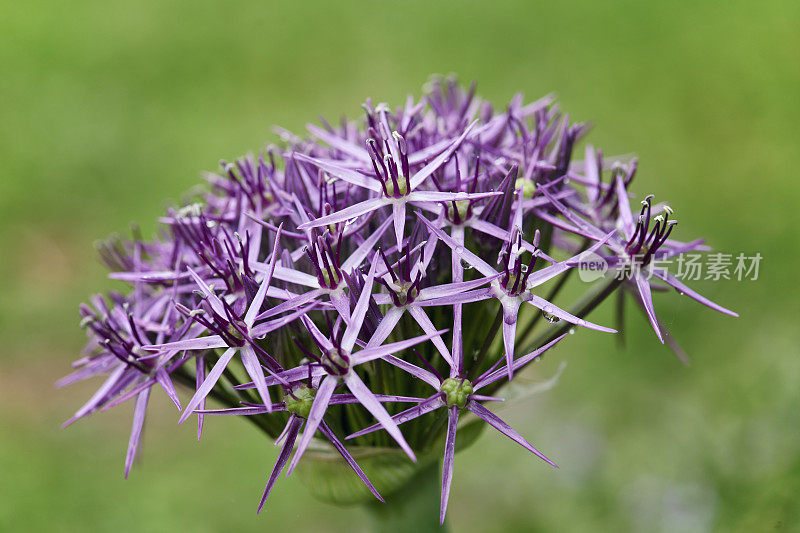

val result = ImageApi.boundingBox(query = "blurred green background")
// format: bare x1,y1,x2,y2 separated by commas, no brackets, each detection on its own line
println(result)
2,0,798,531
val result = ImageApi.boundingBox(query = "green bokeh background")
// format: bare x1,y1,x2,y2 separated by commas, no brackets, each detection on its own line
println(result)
2,1,798,531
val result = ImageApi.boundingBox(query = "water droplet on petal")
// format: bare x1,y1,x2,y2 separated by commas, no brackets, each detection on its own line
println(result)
542,311,559,323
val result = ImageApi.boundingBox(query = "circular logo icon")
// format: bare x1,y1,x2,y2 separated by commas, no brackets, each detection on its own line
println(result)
574,250,608,282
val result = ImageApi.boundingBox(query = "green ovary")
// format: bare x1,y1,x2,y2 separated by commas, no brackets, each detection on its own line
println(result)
440,377,474,409
384,178,408,197
285,385,316,418
515,177,536,199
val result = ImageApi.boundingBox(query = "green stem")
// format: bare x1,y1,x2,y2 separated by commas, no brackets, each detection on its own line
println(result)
365,460,445,532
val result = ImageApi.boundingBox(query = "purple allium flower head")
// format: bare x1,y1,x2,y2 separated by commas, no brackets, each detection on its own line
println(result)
63,76,736,522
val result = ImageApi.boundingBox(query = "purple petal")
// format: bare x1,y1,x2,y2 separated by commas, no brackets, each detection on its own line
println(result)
392,202,406,250
265,265,320,289
330,290,351,324
584,145,600,204
298,198,386,231
249,304,317,339
651,270,738,317
258,415,302,513
144,335,226,353
416,275,499,301
347,394,445,439
256,289,322,321
245,224,283,327
307,124,369,161
235,364,326,389
365,306,404,349
524,293,616,333
108,271,188,282
615,174,635,240
407,190,501,203
475,334,568,390
186,267,226,317
195,356,205,441
342,259,378,352
380,355,442,389
155,368,181,411
68,364,127,423
344,373,416,461
440,406,459,525
294,153,382,192
633,273,664,343
538,187,606,241
240,345,273,411
467,400,556,467
286,374,337,475
197,404,286,415
469,394,504,402
407,306,453,366
340,216,393,272
353,329,449,365
329,394,425,405
527,230,617,288
416,214,498,278
502,313,517,380
416,287,494,308
178,347,237,425
319,422,384,502
410,120,477,190
124,388,150,478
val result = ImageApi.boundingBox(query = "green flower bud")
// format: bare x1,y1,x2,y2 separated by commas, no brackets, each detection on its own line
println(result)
285,385,316,419
440,377,474,409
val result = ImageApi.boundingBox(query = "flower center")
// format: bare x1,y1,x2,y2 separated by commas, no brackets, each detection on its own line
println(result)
441,377,474,409
384,178,409,197
321,347,351,377
515,177,536,199
285,385,316,418
225,318,248,347
391,281,419,306
500,262,531,297
320,268,340,289
446,200,472,224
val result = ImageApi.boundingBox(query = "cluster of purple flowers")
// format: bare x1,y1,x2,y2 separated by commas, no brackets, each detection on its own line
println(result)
62,77,736,524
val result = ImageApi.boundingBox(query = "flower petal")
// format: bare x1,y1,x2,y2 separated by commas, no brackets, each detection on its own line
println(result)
286,374,337,475
467,400,556,467
440,406,459,525
344,372,416,461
